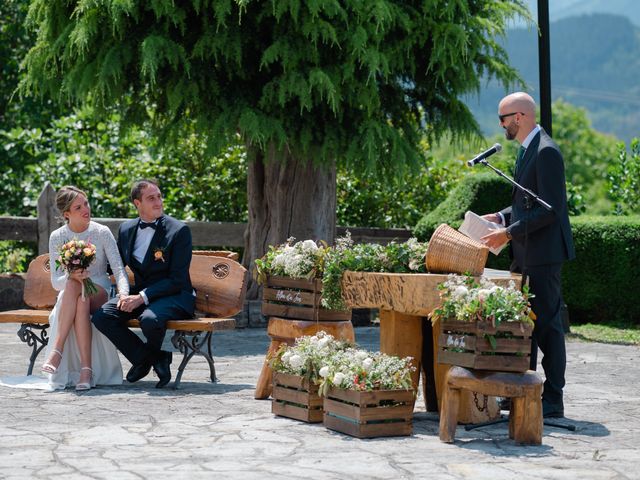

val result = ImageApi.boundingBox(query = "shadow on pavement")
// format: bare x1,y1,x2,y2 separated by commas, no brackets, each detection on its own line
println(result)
80,381,255,396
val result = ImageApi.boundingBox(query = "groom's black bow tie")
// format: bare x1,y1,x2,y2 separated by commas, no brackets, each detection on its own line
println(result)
139,220,157,230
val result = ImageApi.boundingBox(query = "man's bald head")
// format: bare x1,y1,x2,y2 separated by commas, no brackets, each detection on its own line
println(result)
498,92,537,143
499,92,536,117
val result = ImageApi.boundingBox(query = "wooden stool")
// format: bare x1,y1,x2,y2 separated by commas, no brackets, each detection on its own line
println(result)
254,317,355,399
439,366,543,445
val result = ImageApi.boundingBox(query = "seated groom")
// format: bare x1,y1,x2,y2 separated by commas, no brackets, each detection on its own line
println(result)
92,179,195,388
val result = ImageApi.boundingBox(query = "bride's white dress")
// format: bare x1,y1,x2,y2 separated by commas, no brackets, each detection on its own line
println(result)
0,221,129,391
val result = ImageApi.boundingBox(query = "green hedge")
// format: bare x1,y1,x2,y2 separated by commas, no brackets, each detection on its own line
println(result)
414,173,512,240
564,216,640,324
415,174,640,324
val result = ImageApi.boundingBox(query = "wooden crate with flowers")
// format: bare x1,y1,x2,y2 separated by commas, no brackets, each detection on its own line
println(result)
254,238,357,399
431,275,535,373
262,275,350,321
270,332,353,423
319,349,416,438
256,238,350,321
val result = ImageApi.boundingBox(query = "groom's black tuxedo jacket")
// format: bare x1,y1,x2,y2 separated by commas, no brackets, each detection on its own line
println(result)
117,214,194,314
500,128,576,268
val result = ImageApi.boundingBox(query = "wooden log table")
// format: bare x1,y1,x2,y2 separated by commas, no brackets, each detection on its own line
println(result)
341,268,521,424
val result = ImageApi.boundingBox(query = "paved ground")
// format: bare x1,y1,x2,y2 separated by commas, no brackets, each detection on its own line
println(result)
0,323,638,480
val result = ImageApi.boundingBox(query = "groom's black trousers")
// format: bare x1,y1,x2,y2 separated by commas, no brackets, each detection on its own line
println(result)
92,291,194,366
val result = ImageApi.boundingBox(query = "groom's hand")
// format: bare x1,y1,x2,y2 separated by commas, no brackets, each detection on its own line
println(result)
117,294,145,312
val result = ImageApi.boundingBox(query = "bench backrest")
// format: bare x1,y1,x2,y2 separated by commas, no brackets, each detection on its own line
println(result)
24,255,57,309
193,250,240,262
191,255,247,317
23,254,248,318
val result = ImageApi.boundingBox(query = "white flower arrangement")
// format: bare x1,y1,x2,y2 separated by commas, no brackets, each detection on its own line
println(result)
270,331,415,395
270,331,353,381
255,237,327,283
431,274,536,327
317,348,415,395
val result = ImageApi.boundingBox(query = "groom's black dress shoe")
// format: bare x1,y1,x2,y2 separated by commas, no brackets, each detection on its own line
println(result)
153,351,172,388
126,362,151,383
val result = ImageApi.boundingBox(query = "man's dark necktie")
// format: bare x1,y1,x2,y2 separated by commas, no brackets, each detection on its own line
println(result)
139,220,157,230
514,146,526,177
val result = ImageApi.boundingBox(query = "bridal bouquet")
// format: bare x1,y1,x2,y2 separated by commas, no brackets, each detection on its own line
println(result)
55,239,98,299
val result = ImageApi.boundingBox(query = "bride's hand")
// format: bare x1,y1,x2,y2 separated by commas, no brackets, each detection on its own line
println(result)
69,269,89,283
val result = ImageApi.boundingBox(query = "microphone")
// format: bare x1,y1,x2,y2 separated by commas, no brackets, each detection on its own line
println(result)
467,143,502,166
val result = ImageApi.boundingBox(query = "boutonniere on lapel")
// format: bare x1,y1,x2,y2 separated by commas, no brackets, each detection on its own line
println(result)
153,246,166,263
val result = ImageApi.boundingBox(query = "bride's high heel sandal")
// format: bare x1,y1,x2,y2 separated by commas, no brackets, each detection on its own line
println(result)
41,349,63,374
76,367,93,391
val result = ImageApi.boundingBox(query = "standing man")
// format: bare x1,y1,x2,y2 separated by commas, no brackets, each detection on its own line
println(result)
482,92,575,418
92,179,195,388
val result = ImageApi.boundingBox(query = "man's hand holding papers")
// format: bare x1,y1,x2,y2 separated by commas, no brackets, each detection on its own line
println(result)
458,211,509,255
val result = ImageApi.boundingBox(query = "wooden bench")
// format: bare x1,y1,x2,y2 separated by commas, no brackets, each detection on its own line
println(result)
439,366,543,445
0,253,247,388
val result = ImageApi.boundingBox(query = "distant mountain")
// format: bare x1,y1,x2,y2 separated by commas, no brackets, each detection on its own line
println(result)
467,13,640,142
522,0,640,27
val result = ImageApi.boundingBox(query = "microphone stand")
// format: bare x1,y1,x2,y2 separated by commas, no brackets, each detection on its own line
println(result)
463,158,576,433
474,159,553,212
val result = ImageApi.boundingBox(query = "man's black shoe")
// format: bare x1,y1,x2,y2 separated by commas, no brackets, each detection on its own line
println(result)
542,400,564,419
153,351,172,388
126,362,151,383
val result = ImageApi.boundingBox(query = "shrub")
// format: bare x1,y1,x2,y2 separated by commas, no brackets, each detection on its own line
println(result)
563,216,640,325
608,138,640,215
0,241,35,274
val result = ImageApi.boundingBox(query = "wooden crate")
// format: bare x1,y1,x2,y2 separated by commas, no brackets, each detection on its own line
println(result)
272,372,323,423
322,387,414,438
438,319,533,373
262,275,351,321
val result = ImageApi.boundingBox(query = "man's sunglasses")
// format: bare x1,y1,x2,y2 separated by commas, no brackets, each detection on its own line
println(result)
499,112,525,122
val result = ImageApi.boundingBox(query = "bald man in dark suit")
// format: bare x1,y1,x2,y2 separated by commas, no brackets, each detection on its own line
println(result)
482,92,575,419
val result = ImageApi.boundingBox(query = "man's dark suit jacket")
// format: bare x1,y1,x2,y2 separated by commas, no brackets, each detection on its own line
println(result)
500,128,576,268
117,214,194,314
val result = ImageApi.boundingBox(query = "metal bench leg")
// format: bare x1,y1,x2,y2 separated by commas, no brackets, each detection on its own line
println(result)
171,330,217,389
17,323,49,376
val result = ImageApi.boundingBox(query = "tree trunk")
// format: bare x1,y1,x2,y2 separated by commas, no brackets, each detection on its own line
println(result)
244,144,337,300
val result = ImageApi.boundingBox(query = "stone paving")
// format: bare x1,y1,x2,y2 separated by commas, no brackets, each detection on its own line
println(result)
0,323,638,480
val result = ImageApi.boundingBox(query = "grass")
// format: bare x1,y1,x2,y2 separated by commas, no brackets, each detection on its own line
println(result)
568,321,640,346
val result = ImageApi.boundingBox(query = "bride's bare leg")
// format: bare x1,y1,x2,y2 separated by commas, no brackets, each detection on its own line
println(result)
42,279,83,371
74,285,108,385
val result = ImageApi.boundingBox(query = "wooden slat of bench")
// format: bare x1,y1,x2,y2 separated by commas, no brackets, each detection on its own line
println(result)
128,318,236,332
0,309,50,324
0,310,236,333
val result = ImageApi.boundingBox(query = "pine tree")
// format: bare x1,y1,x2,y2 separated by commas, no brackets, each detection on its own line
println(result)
21,0,528,297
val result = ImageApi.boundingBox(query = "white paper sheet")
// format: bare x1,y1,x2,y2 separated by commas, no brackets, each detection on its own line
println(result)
458,211,507,256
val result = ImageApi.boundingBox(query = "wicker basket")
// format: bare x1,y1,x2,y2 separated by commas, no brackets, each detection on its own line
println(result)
425,224,488,276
